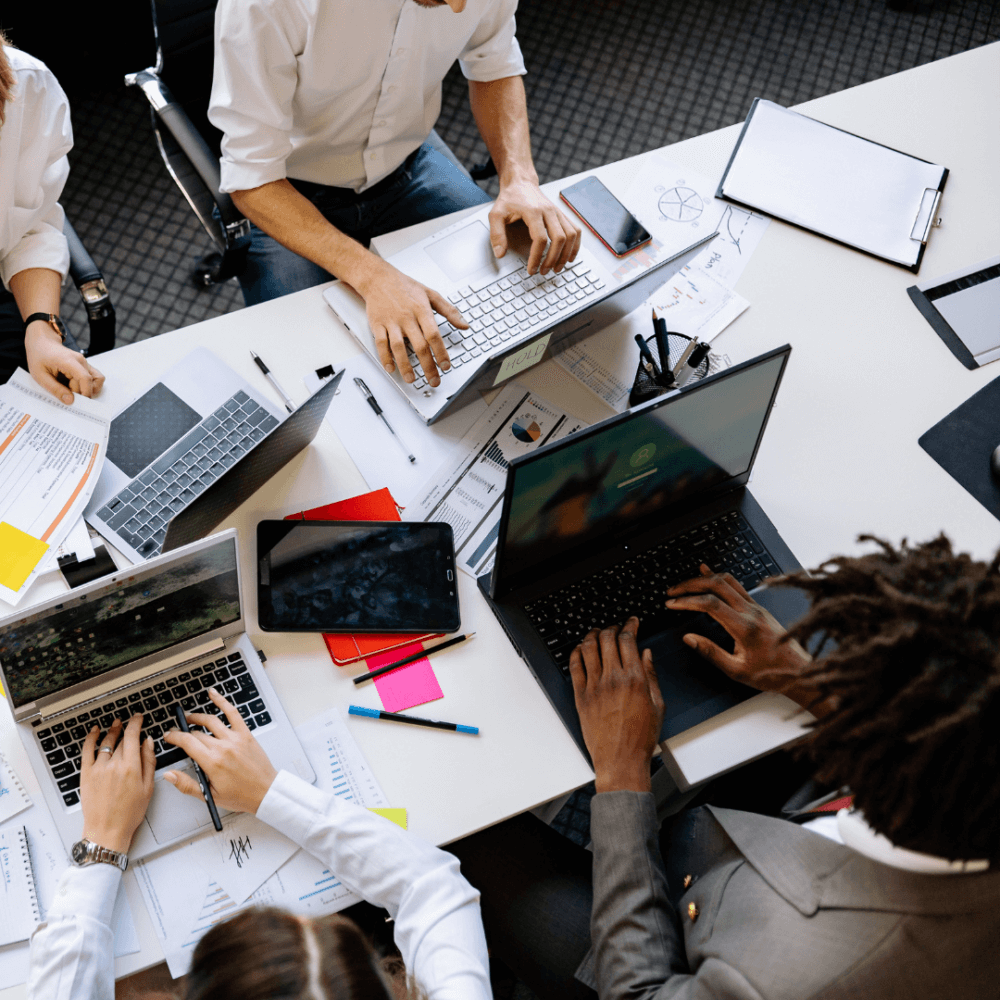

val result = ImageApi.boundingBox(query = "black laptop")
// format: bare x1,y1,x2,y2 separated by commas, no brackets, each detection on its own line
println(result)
478,345,803,762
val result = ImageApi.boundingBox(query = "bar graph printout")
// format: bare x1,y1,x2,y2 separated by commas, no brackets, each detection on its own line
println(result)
135,707,390,977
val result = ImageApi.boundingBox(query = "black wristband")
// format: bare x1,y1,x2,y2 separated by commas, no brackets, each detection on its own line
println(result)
23,312,67,342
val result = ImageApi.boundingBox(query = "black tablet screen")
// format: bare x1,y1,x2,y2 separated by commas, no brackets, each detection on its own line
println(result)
257,521,459,633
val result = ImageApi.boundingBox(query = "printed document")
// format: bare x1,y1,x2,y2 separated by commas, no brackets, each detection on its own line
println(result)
403,383,588,579
0,369,109,606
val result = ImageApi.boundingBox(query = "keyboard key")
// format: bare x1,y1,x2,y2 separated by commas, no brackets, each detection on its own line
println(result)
155,747,188,768
57,774,80,793
223,678,240,695
63,791,80,807
37,728,51,739
152,707,169,723
56,731,72,746
254,712,272,728
66,743,81,759
46,749,66,766
70,725,87,741
229,659,247,674
40,737,57,752
215,666,230,680
51,722,64,733
128,691,143,703
52,761,75,778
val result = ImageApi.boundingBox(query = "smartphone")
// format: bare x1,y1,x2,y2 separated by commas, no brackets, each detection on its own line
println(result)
559,176,652,257
257,520,460,633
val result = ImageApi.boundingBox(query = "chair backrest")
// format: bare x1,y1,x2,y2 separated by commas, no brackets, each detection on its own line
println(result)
151,0,223,156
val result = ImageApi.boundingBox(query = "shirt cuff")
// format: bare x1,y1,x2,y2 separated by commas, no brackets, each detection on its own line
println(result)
218,157,289,196
459,37,527,83
0,232,70,290
257,769,333,844
48,863,123,928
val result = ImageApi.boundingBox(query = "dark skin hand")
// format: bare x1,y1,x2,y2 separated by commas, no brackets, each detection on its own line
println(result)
569,617,665,793
666,564,832,718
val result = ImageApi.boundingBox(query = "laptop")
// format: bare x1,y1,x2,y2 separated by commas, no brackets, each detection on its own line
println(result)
0,529,315,861
478,345,804,763
324,201,716,424
85,349,343,562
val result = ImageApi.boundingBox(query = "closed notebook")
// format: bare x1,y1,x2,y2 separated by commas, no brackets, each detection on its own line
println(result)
284,488,441,665
717,99,947,271
0,826,41,946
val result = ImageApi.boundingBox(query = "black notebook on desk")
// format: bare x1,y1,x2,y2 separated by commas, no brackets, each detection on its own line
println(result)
717,99,948,273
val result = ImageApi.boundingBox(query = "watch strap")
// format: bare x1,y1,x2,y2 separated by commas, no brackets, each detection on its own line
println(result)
72,838,128,872
23,312,67,342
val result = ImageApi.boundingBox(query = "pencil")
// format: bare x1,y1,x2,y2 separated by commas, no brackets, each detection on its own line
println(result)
352,632,476,685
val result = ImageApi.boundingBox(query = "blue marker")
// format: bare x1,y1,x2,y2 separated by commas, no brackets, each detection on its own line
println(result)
349,705,478,735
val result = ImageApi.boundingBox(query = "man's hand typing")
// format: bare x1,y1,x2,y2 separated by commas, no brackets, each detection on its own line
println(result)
569,617,664,794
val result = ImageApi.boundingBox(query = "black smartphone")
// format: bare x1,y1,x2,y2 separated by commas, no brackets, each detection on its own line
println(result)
559,176,652,257
257,520,460,633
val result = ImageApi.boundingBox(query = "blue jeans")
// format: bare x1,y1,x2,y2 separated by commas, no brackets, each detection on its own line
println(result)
239,142,491,306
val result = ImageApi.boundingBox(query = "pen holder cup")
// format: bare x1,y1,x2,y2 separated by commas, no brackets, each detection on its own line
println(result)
629,333,710,408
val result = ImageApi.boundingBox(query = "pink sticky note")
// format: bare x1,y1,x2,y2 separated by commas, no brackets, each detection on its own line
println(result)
369,642,444,713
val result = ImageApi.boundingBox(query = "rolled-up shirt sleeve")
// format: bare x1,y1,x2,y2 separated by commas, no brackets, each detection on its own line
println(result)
27,864,121,1000
257,769,491,1000
209,0,307,194
0,61,72,290
458,0,526,83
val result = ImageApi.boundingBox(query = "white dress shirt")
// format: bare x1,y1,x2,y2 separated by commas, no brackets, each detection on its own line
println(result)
28,770,491,1000
209,0,525,195
0,46,72,291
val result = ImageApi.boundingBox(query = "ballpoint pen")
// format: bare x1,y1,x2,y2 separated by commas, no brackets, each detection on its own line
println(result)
670,339,699,380
173,704,223,831
651,309,674,385
250,350,294,412
349,705,479,734
352,632,476,685
633,333,663,380
354,377,416,464
674,341,712,387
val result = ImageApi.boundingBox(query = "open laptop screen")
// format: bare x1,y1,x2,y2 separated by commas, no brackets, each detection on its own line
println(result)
0,539,240,709
496,349,789,583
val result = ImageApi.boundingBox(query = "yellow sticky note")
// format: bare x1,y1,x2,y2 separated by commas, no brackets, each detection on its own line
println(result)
0,522,49,593
368,808,407,829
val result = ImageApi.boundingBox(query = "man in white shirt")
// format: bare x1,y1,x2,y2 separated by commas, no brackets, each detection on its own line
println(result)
209,0,580,390
0,39,105,403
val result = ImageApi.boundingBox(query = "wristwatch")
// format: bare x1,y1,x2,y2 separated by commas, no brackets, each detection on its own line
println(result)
71,838,128,872
23,312,68,342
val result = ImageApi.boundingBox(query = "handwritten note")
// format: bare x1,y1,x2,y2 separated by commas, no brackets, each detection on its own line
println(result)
369,642,444,712
0,755,31,824
493,333,552,386
200,812,299,905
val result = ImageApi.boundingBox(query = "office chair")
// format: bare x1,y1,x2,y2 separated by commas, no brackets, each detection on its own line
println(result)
64,218,116,355
126,0,495,290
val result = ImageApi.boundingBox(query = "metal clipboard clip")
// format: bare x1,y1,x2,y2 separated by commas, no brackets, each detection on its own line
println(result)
910,187,943,243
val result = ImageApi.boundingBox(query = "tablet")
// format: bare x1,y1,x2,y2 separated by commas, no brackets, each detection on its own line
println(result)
257,520,460,633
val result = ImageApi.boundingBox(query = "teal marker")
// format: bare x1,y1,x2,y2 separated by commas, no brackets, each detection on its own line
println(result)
349,705,479,735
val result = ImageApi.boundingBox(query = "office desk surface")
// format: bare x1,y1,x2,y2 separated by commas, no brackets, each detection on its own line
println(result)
1,41,997,993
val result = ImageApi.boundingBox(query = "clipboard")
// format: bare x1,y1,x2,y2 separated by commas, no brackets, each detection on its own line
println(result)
716,99,947,272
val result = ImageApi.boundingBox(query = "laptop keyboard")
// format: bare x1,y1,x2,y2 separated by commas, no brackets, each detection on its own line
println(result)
524,512,781,677
96,390,279,558
409,258,606,390
34,651,274,808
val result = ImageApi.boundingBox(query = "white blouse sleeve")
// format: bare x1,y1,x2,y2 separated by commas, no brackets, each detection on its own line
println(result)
257,769,492,1000
27,863,121,1000
0,51,73,289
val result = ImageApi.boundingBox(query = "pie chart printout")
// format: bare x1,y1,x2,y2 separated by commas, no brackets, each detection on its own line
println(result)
512,418,542,443
659,186,704,223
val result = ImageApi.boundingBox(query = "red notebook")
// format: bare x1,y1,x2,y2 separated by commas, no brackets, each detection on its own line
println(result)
284,488,441,665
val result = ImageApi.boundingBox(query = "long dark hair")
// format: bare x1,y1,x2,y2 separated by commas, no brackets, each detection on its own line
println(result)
0,31,16,125
183,908,422,1000
781,535,1000,863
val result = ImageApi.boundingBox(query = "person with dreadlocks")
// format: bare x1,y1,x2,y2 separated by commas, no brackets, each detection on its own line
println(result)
450,534,1000,999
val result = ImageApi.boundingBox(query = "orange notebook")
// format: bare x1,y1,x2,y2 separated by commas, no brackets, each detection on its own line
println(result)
284,488,441,665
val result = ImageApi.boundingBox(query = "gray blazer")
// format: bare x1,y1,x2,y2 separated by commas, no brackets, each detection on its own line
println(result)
580,792,999,999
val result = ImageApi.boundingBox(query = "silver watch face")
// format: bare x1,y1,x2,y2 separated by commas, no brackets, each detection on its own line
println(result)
71,840,90,864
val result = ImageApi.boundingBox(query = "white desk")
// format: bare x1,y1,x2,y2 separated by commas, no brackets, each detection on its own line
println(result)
2,40,997,993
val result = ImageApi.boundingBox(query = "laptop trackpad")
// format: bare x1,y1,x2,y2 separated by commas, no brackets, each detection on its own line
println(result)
145,768,217,843
642,615,757,740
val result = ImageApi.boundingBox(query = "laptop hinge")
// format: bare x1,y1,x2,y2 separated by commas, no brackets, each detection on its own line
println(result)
39,637,227,721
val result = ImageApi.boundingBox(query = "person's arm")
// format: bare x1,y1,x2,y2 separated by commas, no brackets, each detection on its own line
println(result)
570,621,768,1000
8,267,104,404
28,717,156,1000
163,688,491,1000
468,75,582,275
230,180,462,388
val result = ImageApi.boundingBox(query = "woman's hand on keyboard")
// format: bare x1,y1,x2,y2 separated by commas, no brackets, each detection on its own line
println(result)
353,255,465,387
665,566,827,716
162,687,278,814
80,715,156,854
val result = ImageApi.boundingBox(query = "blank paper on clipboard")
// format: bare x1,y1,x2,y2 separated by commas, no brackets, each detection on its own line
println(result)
717,100,947,271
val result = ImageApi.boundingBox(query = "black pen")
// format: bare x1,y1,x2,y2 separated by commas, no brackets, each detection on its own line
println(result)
634,333,662,379
173,704,223,831
354,377,416,464
349,705,479,734
352,632,476,685
250,350,294,412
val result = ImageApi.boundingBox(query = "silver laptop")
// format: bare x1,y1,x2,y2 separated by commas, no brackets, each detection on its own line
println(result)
324,200,716,424
85,349,342,562
0,530,315,860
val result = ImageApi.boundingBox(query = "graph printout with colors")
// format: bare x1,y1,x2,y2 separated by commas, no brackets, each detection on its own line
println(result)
0,370,109,606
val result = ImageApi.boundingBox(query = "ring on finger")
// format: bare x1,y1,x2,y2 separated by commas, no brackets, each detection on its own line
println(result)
98,746,114,755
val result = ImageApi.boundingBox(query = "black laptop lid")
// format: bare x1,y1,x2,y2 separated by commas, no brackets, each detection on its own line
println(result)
490,345,791,598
